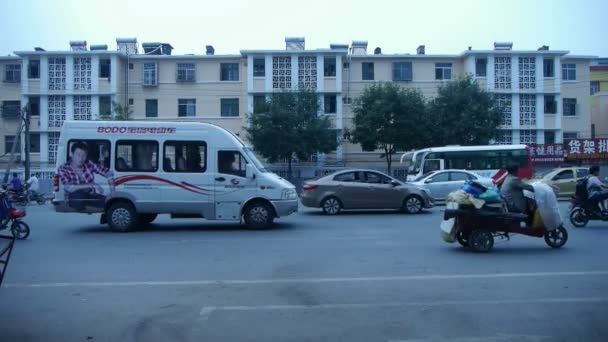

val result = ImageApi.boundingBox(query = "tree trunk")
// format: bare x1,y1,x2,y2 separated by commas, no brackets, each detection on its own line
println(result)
384,145,392,175
287,157,293,180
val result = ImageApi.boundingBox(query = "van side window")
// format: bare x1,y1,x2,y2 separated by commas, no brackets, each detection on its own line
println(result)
218,151,247,177
163,141,207,173
115,140,159,172
66,139,111,169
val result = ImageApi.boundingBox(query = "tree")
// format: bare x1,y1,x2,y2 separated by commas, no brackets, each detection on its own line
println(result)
427,75,501,146
111,101,132,121
348,82,429,174
246,89,338,178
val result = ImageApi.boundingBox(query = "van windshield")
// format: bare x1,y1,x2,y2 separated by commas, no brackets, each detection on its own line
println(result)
243,147,268,173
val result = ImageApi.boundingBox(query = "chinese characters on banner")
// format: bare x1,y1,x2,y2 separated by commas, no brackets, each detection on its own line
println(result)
530,144,565,164
565,139,608,160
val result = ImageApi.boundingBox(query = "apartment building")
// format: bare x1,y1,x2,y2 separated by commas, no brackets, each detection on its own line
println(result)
591,58,608,139
0,37,596,172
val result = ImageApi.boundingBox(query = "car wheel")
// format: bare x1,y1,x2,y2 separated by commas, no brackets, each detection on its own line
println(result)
107,202,137,233
321,197,342,215
403,195,423,214
244,202,274,229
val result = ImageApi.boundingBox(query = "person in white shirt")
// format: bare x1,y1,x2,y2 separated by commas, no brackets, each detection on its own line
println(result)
26,173,40,196
587,165,608,214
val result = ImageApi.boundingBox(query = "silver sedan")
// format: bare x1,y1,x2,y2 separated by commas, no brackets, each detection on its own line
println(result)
409,169,493,203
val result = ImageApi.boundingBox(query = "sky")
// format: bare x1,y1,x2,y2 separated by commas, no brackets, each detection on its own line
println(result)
0,0,606,57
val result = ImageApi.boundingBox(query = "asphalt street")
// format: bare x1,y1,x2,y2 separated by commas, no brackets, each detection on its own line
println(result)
1,203,608,342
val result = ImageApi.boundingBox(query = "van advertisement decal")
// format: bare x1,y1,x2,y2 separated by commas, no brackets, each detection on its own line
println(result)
97,126,177,134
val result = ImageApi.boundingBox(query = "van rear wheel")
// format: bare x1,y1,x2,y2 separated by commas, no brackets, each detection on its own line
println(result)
244,202,274,229
107,202,137,233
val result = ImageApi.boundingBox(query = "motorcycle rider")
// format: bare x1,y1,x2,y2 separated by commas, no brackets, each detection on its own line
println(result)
26,173,40,201
587,165,608,215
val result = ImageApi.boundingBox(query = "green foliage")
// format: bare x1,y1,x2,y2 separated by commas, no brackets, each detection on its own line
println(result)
246,89,338,177
427,75,501,146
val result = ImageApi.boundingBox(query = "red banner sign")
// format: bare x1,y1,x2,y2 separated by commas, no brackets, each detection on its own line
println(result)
565,139,608,160
530,144,565,163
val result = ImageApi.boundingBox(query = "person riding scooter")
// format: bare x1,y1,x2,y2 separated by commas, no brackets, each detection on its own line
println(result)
587,165,608,216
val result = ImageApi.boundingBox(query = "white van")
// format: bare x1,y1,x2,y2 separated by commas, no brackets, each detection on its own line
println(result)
52,120,299,231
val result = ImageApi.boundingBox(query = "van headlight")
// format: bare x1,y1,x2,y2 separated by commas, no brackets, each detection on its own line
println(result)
282,189,298,200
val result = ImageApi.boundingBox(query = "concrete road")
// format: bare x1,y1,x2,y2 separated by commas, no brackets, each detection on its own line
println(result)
1,203,608,342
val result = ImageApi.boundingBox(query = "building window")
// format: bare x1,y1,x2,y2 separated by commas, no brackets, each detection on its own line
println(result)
48,132,60,163
475,58,487,77
48,95,66,127
563,98,577,116
253,95,266,114
494,131,512,145
163,141,207,173
324,95,337,114
563,132,578,144
28,60,40,79
221,99,239,117
342,97,352,105
74,57,92,90
494,57,512,89
362,62,374,80
519,94,537,126
435,63,452,80
298,56,317,89
272,56,292,89
5,136,21,154
324,57,336,77
519,130,537,144
99,59,111,78
29,133,40,153
253,58,265,77
1,101,21,119
343,62,350,69
49,57,66,90
145,99,158,118
116,140,159,172
28,96,40,116
177,63,196,82
220,63,239,81
543,59,554,77
494,94,512,126
591,81,600,95
178,99,196,117
143,62,158,86
99,96,111,117
4,64,21,83
393,62,412,81
73,95,92,120
128,98,134,106
129,63,134,70
544,95,557,114
544,131,555,145
562,63,576,81
518,57,536,89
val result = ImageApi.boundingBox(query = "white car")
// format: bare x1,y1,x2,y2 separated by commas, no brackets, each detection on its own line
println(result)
409,169,493,203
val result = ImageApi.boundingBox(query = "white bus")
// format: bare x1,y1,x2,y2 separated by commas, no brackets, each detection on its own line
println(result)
53,120,299,232
401,144,533,182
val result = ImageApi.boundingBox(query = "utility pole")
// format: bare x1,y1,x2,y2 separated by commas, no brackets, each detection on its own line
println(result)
23,104,31,180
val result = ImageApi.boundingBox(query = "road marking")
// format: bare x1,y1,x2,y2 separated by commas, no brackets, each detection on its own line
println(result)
158,236,399,244
5,270,608,288
388,333,552,342
198,296,608,318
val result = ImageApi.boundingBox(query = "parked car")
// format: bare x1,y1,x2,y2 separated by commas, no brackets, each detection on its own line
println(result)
534,166,590,197
300,169,434,215
409,169,493,203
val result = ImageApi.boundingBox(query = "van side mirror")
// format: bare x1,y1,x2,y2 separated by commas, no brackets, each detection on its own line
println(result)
246,164,255,179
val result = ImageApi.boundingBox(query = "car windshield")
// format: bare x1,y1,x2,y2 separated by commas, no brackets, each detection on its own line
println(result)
537,169,556,179
243,147,268,173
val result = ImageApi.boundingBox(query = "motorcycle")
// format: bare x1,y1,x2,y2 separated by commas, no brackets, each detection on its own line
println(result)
0,192,30,240
569,196,608,228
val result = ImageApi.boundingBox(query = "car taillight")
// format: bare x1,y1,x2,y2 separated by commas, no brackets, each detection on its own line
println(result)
303,184,318,191
53,175,59,192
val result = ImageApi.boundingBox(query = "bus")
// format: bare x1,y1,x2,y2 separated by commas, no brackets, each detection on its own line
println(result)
401,144,533,183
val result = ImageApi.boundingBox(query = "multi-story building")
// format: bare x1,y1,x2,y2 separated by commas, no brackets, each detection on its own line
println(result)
591,58,608,139
0,37,596,173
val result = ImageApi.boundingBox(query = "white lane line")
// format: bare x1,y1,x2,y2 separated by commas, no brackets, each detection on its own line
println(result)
159,236,396,244
5,270,608,288
199,296,608,316
388,333,552,342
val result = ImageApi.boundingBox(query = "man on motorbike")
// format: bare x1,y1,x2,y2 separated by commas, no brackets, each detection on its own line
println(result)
500,164,535,214
8,173,23,193
587,165,608,215
26,173,40,199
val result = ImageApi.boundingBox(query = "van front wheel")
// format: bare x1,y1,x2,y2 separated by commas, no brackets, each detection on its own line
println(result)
244,202,274,229
107,202,137,233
